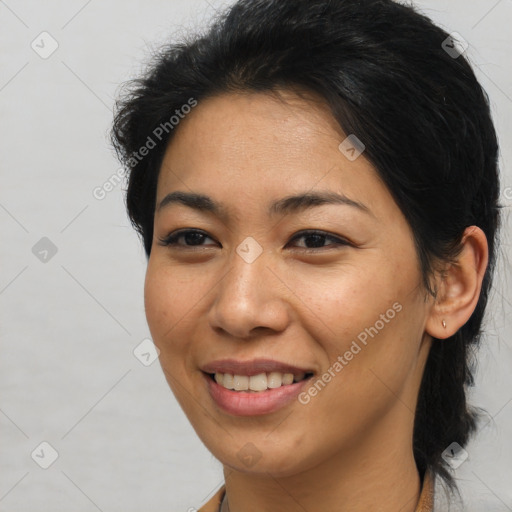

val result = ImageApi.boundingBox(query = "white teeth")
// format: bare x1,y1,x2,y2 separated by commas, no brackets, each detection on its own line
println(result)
233,375,249,391
282,373,294,385
267,372,282,388
249,373,267,391
223,373,234,389
213,371,309,392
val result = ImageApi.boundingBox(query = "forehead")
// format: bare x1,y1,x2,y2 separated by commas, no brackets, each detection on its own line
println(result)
156,90,393,219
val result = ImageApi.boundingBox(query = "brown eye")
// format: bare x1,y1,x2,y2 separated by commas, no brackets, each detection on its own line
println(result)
288,230,350,250
158,229,219,247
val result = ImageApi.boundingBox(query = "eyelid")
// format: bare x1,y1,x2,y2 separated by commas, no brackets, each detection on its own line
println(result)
158,228,351,250
158,228,219,247
286,229,352,248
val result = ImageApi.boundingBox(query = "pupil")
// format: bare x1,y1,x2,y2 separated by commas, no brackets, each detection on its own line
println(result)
305,234,325,248
186,232,204,245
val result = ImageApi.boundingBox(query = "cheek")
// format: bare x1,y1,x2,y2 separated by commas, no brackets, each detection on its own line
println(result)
290,261,401,345
144,266,172,340
292,255,422,392
143,262,193,361
144,263,202,410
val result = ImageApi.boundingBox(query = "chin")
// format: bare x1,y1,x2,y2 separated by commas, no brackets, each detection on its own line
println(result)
204,436,316,477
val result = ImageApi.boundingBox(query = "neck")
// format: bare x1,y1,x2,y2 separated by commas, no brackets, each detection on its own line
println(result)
221,411,421,512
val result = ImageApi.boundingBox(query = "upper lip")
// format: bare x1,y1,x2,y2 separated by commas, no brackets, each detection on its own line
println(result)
201,359,314,377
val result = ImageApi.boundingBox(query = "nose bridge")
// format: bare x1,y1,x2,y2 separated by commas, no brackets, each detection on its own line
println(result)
208,242,289,337
219,232,268,293
220,245,269,310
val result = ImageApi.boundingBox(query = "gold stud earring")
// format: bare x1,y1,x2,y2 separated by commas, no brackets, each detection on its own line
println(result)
442,320,447,328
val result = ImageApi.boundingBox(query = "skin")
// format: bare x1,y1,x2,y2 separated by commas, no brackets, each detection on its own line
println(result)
144,90,488,512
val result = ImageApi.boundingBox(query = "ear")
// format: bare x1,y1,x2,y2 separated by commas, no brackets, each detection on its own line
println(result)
426,226,489,340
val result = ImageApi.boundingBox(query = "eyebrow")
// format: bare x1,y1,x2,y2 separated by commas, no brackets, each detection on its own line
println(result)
156,190,372,218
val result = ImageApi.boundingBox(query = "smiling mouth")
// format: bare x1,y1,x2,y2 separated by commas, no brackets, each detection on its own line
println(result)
208,371,314,392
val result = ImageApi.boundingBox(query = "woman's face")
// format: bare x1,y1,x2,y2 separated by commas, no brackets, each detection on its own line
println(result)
145,90,433,477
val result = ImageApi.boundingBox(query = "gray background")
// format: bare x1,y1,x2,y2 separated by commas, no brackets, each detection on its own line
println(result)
1,1,511,511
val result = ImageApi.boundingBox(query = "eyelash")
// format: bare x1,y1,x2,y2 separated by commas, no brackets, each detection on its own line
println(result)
158,229,351,252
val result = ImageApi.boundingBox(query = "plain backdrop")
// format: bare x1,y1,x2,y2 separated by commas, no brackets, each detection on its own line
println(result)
1,1,511,511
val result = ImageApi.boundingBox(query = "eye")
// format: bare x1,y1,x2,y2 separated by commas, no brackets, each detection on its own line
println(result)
286,230,350,250
158,228,350,251
158,229,219,248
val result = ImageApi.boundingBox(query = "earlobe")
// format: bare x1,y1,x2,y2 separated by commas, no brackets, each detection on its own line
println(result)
425,226,489,340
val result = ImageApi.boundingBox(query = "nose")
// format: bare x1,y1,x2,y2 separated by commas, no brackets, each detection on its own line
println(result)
207,250,291,339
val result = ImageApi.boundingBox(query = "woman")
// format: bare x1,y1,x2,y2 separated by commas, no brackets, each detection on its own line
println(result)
111,0,501,510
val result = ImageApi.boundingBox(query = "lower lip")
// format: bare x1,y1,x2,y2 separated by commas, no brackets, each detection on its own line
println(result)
204,373,311,416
